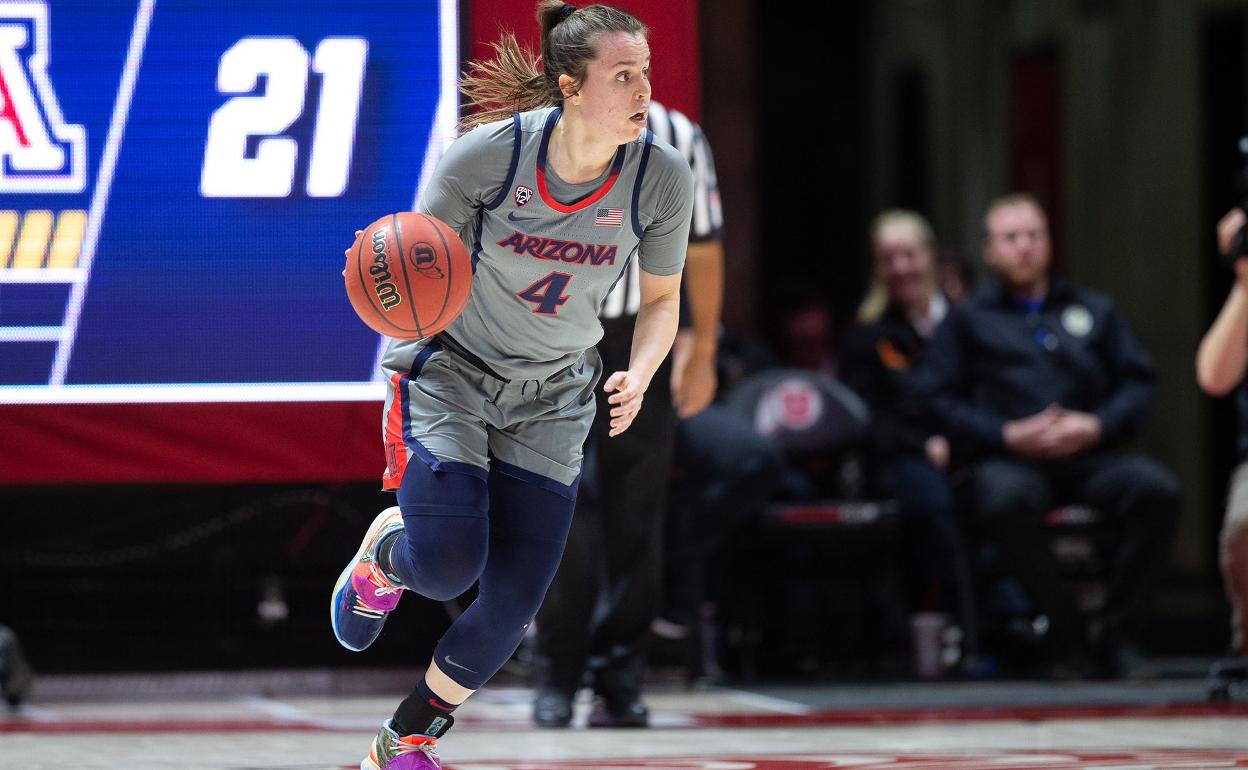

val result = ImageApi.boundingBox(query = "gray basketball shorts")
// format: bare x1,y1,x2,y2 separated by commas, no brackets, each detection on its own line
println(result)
380,337,602,498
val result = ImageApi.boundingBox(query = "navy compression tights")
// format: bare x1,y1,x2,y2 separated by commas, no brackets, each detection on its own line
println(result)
388,459,576,691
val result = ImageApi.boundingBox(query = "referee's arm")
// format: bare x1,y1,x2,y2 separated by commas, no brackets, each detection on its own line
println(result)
672,127,725,418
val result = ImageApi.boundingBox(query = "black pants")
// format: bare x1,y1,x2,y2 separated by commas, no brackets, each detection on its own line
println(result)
966,451,1181,657
534,316,675,692
662,405,784,626
874,453,977,615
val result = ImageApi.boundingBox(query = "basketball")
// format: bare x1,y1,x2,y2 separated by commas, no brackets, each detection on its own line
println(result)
343,212,472,340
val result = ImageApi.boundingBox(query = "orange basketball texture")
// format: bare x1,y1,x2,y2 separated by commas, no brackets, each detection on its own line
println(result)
343,212,472,340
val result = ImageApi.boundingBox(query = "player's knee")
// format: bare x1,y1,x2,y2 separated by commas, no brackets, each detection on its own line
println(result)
482,589,543,632
397,512,489,600
481,539,567,624
394,464,491,599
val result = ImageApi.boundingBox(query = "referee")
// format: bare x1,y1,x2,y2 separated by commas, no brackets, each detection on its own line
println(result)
533,100,724,728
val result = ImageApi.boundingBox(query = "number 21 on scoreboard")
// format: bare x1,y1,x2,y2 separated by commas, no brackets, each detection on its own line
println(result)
200,37,367,198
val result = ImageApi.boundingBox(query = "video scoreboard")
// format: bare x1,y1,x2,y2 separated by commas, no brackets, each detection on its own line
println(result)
0,0,458,403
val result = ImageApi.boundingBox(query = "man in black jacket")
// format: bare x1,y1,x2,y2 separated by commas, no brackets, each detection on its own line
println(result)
917,193,1180,678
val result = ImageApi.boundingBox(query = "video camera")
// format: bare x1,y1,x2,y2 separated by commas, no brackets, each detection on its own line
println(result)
1228,136,1248,264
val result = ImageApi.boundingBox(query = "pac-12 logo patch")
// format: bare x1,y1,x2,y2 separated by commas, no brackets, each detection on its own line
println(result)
514,184,534,207
0,3,86,192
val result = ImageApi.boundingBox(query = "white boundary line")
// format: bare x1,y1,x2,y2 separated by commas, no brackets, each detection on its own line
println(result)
238,695,320,725
372,0,460,379
237,695,384,731
717,686,814,716
49,0,154,386
0,381,384,404
8,704,63,721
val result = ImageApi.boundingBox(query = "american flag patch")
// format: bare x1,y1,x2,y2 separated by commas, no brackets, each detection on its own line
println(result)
594,207,624,227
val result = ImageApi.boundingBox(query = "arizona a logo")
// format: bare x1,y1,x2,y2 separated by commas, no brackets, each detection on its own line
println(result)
0,3,86,192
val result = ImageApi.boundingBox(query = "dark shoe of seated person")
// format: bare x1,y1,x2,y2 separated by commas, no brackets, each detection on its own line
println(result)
0,625,33,709
1094,644,1159,681
1046,660,1092,682
532,686,575,728
1210,654,1248,680
587,694,649,728
1044,639,1096,682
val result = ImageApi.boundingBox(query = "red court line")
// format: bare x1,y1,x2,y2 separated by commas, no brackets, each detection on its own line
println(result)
2,703,1247,734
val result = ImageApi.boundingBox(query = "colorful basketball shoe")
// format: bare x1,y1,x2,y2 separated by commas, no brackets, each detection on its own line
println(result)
332,506,406,652
362,719,451,770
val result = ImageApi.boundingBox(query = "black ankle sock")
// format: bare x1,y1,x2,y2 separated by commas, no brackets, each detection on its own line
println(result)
392,677,457,738
415,677,458,712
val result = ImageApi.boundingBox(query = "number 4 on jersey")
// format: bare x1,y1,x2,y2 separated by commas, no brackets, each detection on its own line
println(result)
517,272,572,315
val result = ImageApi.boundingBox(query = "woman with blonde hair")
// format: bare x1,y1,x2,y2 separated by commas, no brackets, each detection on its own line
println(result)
840,210,972,675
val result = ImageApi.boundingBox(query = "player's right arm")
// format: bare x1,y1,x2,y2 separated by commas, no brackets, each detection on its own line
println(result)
416,119,516,234
606,145,695,436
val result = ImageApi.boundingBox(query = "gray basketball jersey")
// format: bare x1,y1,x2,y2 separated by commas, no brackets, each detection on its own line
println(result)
386,107,693,383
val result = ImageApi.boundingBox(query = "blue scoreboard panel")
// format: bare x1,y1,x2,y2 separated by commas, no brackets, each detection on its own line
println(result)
0,0,458,403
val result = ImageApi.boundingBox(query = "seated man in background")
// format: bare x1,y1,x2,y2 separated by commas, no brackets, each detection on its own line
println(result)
917,193,1180,678
1195,206,1248,663
840,210,973,673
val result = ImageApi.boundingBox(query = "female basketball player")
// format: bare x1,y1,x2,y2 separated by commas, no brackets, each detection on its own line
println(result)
331,3,693,768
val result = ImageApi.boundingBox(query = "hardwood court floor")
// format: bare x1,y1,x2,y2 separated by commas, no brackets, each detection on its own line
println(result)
2,671,1247,769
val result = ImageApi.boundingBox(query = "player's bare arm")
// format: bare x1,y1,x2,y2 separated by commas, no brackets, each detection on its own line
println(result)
604,269,681,436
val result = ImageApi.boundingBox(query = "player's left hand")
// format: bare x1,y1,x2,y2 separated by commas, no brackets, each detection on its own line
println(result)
603,370,648,437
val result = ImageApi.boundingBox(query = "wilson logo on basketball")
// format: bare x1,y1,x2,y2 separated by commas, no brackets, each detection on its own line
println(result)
408,242,444,279
368,229,402,310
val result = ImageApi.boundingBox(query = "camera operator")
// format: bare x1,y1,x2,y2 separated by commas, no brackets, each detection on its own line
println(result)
1195,206,1248,661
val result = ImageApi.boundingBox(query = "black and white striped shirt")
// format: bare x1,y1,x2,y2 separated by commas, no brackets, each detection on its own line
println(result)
600,101,723,319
